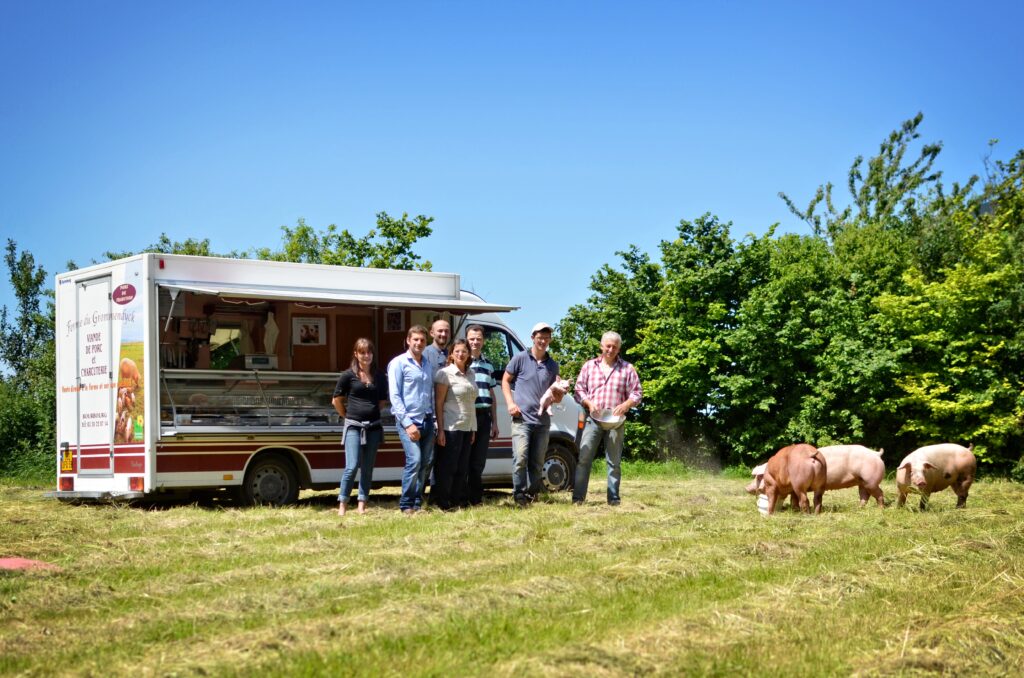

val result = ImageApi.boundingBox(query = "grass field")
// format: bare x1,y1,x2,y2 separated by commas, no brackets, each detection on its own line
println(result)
2,470,1023,677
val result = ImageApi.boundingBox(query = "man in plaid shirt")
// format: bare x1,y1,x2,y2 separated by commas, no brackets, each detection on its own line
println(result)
572,331,642,505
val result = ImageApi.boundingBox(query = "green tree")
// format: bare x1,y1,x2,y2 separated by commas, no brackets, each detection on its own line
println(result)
553,244,662,380
875,150,1024,464
103,234,228,261
632,214,743,462
253,212,434,270
0,240,56,479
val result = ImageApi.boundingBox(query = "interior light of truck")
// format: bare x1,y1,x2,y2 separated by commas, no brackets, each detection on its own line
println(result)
129,476,144,491
59,476,73,491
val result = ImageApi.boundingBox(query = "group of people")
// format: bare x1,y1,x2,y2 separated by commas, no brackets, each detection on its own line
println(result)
330,318,642,515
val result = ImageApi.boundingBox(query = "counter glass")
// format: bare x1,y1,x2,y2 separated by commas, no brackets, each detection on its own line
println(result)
159,369,393,432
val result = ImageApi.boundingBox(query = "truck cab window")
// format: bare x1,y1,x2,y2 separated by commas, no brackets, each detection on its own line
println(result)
479,325,524,376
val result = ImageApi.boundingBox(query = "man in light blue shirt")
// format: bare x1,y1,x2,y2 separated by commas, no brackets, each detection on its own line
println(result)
388,324,435,513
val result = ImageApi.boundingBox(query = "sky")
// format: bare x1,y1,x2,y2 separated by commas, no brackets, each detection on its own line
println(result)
2,1,1023,344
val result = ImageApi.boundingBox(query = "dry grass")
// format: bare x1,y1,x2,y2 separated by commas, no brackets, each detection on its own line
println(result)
2,474,1022,677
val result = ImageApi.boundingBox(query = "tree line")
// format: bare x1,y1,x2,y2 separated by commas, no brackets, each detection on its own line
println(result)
553,115,1024,476
3,116,1022,480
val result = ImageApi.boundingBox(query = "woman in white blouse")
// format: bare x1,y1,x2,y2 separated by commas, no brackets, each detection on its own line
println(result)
432,339,477,510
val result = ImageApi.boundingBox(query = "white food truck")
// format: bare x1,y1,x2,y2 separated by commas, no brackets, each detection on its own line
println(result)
49,254,580,504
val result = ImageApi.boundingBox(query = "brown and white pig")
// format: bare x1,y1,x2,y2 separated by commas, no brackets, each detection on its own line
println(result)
895,443,976,509
817,445,886,507
762,444,827,515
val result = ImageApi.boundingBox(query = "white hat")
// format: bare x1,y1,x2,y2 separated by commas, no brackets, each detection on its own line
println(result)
531,322,554,336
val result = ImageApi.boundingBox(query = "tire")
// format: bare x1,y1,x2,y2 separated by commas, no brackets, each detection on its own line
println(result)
542,441,576,492
241,454,299,506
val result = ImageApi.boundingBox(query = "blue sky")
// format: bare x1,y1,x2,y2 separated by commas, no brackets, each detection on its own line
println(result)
2,1,1022,344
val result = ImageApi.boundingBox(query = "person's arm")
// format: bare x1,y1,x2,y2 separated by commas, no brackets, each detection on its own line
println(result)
487,387,499,439
331,395,346,418
332,373,348,418
612,365,643,417
502,370,520,418
434,380,448,447
575,361,594,412
389,360,420,441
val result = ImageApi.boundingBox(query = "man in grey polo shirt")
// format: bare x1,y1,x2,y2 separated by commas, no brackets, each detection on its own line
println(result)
501,321,560,507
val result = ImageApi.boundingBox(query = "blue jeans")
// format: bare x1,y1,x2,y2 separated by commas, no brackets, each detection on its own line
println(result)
398,419,436,511
573,418,623,503
511,420,549,501
338,426,382,504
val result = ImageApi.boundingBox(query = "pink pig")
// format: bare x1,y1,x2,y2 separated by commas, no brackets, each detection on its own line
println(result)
817,445,886,508
896,443,976,509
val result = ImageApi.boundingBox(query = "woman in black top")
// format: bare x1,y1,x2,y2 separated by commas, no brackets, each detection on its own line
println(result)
332,338,389,515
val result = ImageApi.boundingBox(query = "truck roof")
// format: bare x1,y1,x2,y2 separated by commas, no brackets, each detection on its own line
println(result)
57,253,517,314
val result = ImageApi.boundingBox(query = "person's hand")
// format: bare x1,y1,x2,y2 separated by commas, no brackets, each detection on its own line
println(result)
405,423,421,442
612,402,631,417
490,420,499,440
508,403,521,418
436,429,446,447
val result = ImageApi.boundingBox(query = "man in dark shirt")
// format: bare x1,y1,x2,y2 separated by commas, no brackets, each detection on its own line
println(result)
501,322,559,507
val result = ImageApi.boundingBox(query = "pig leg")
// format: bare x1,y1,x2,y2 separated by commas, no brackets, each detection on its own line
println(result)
795,491,810,513
812,489,824,515
952,476,973,508
857,485,869,507
789,491,800,513
868,485,885,508
897,489,908,508
918,493,930,511
766,488,780,515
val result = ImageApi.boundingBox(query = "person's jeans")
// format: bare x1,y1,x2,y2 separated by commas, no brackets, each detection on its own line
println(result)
573,418,624,503
464,410,492,505
338,426,382,503
510,420,549,501
433,429,473,510
398,419,436,511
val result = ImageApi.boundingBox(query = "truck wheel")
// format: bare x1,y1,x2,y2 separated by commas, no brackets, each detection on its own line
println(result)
542,442,576,492
241,454,299,506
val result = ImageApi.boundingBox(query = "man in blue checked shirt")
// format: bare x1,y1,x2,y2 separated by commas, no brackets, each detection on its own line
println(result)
388,324,436,514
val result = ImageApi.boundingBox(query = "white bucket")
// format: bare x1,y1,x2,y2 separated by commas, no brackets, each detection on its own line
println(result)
757,493,770,516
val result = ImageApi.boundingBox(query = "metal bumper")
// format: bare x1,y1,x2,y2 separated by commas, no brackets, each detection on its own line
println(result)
43,491,145,501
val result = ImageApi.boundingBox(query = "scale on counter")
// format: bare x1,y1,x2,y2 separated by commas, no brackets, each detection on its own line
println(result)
244,354,279,370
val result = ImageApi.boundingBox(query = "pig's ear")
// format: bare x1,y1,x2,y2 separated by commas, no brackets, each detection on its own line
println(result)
898,461,911,472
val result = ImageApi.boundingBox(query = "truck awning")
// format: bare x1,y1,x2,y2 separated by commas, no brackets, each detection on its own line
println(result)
158,283,518,314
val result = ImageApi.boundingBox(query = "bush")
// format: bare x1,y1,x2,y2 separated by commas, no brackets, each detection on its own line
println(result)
0,379,54,482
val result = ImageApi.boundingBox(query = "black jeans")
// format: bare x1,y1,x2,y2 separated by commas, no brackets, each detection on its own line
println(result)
463,410,492,505
433,429,473,510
